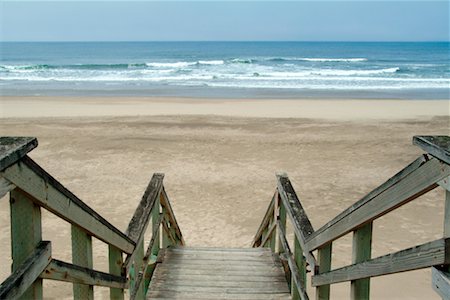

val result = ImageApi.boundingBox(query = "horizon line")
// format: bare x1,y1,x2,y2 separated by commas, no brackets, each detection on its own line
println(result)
1,40,449,43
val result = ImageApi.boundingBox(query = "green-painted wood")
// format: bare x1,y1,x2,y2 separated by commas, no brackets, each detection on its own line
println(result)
444,190,450,238
292,236,306,300
133,240,145,299
278,200,286,254
71,226,93,300
10,189,43,300
316,242,332,300
152,198,160,256
351,222,373,300
162,208,171,248
144,255,158,295
108,245,124,300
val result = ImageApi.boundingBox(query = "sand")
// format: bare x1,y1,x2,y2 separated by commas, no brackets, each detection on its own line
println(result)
0,96,449,299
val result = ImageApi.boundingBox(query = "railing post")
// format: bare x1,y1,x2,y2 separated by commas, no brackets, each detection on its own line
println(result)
151,197,160,256
134,240,145,299
292,236,306,300
162,208,171,248
10,189,43,300
278,194,286,254
108,245,124,300
316,242,332,300
71,226,94,299
351,222,373,300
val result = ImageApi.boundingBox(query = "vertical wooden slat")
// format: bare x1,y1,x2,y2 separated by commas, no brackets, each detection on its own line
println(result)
134,240,145,299
10,189,43,300
162,208,170,248
444,190,450,238
108,245,124,300
71,226,94,299
278,195,286,254
292,236,306,300
151,198,160,256
316,242,332,300
351,222,373,300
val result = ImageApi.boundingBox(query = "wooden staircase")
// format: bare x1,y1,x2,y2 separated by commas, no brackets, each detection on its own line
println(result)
1,135,450,300
147,247,291,299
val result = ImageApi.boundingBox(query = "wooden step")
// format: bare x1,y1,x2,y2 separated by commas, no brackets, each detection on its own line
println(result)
147,247,291,299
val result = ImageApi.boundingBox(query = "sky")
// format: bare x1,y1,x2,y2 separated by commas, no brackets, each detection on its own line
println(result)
1,1,448,42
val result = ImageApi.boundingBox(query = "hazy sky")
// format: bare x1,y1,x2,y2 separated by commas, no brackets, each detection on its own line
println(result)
1,1,448,41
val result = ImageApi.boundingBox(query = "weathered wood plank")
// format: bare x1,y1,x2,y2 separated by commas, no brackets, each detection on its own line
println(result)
278,195,287,254
277,173,316,270
151,272,288,282
108,245,124,300
2,156,135,254
154,266,286,277
150,279,289,289
414,136,450,165
252,192,276,247
351,222,373,300
126,173,164,243
163,252,277,261
261,221,278,249
312,238,450,286
316,242,332,300
40,259,126,289
0,137,37,171
160,259,281,266
149,284,289,294
0,241,51,300
129,213,163,300
155,264,286,273
438,176,450,192
10,188,43,299
160,189,185,245
168,247,271,253
147,290,291,299
432,267,450,299
278,222,309,300
72,225,93,299
0,176,15,199
306,157,448,251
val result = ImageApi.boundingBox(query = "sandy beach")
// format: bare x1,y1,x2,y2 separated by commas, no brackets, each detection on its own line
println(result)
0,96,449,299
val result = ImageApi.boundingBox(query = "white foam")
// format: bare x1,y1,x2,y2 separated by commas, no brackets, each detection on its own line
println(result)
145,62,196,68
298,58,368,62
198,60,224,65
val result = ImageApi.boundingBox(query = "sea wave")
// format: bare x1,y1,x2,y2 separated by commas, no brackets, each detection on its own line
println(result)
265,57,368,62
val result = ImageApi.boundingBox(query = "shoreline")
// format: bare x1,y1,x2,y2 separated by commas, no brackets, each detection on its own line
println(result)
1,96,449,120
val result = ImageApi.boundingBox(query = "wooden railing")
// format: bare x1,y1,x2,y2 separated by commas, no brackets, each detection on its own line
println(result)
0,137,184,299
253,135,450,299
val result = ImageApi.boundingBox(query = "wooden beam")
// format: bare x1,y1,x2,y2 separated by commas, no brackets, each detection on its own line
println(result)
276,174,316,270
41,259,126,289
108,245,124,300
126,173,164,243
0,137,37,171
438,176,450,192
312,238,450,287
0,176,15,199
2,156,135,254
130,213,163,300
432,267,450,299
261,221,277,248
160,189,185,245
72,226,93,299
351,222,373,300
316,243,332,300
252,192,276,247
10,188,43,299
0,241,51,300
413,136,450,165
278,194,287,254
306,157,448,251
278,222,309,300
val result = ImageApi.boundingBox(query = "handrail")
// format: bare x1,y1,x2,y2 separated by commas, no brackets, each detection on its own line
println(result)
253,135,450,299
0,137,184,299
2,155,136,254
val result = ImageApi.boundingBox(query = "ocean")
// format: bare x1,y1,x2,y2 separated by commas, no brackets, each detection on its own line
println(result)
0,42,449,99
